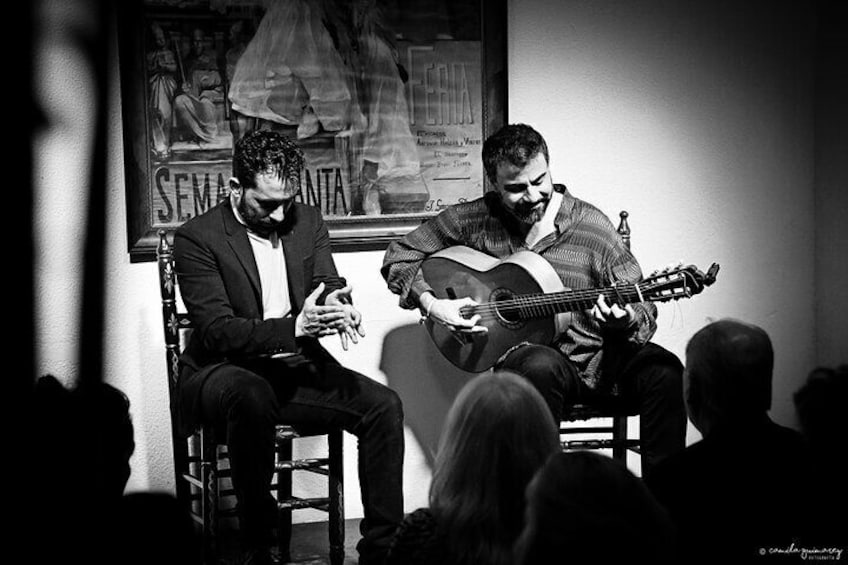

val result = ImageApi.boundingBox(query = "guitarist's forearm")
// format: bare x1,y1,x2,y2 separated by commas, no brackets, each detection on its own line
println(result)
411,274,437,308
417,290,437,316
382,242,431,309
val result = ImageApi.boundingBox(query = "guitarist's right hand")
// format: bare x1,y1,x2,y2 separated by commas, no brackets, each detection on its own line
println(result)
421,293,488,334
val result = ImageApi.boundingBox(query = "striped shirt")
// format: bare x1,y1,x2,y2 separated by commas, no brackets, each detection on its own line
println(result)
381,184,657,391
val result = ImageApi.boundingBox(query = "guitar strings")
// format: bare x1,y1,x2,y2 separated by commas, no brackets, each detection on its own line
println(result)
461,287,645,320
458,278,684,321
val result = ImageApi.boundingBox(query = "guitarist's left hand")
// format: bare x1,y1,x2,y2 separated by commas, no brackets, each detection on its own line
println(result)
591,294,636,331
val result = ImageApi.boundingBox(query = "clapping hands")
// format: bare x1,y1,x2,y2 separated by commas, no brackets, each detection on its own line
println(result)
325,284,366,350
296,283,366,350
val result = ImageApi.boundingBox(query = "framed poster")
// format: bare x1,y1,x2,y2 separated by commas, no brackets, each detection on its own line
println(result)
118,0,507,262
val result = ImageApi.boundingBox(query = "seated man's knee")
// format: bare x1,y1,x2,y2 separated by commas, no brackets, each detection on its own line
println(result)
357,383,404,437
499,345,570,387
216,368,277,424
376,385,404,425
498,345,578,420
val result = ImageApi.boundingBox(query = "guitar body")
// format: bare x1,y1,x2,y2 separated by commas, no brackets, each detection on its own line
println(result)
421,246,570,373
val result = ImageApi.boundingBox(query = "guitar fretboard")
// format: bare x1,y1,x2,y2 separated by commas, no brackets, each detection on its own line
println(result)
461,284,645,320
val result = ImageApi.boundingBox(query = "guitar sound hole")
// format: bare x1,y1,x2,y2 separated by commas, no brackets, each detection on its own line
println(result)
491,288,523,329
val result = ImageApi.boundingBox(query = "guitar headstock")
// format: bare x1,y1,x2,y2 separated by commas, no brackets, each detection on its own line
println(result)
640,262,720,303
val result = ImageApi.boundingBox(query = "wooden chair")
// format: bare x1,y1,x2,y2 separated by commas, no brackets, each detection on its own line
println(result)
157,230,345,565
559,211,641,463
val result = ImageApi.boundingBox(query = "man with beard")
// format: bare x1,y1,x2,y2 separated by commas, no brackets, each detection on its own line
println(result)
381,123,685,479
174,130,404,565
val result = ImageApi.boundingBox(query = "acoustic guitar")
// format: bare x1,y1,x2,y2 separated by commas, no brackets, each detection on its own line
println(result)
420,246,719,372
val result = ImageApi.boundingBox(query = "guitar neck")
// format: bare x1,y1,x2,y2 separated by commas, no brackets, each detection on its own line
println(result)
549,285,645,314
463,284,646,319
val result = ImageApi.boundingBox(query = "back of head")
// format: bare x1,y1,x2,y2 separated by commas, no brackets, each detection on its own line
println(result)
793,364,848,542
31,375,136,564
684,318,774,435
33,375,135,501
514,451,675,565
793,364,848,451
431,371,560,565
482,123,549,186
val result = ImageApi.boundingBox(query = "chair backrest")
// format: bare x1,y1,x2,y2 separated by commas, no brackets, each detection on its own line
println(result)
156,228,200,499
157,230,193,400
617,210,631,250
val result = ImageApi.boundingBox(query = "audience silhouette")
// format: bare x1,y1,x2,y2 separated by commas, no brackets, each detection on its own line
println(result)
514,450,676,565
385,371,560,565
28,375,198,565
793,364,848,546
646,319,813,563
794,364,847,453
25,335,843,564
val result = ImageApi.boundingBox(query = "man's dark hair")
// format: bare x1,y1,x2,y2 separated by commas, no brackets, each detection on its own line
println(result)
482,123,549,185
232,130,304,189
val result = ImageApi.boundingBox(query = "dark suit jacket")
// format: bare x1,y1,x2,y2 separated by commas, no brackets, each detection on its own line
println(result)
172,198,346,437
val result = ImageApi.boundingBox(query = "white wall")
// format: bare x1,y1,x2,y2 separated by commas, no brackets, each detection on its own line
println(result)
814,1,848,367
34,0,844,524
508,0,820,432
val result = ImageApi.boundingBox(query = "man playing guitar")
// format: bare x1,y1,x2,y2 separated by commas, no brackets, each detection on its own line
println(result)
382,123,693,479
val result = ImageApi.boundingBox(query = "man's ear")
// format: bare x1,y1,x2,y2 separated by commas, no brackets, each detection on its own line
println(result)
229,177,242,197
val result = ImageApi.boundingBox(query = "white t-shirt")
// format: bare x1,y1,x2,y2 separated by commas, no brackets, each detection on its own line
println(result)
525,189,563,248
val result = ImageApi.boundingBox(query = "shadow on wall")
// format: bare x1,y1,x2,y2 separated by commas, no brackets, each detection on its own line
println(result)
379,323,479,466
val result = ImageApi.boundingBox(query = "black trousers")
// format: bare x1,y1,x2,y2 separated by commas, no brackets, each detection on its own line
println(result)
496,342,687,479
198,345,404,565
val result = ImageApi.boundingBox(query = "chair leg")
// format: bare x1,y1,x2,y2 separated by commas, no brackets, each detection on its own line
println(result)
200,429,219,565
611,415,628,463
173,432,192,517
328,430,345,565
276,438,294,563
